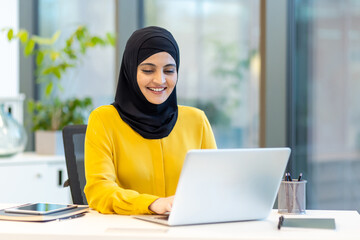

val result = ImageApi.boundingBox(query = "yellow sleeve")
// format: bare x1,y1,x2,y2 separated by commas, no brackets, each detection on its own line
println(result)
84,110,158,215
200,111,217,149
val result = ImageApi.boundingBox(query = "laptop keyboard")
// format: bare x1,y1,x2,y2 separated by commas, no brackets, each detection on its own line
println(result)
153,215,169,220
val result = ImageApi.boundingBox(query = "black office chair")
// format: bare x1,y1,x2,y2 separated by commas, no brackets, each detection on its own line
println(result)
62,125,88,205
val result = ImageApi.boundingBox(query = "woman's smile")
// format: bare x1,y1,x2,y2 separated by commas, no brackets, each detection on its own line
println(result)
147,87,167,93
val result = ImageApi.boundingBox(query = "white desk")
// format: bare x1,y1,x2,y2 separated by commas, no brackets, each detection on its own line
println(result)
0,204,359,240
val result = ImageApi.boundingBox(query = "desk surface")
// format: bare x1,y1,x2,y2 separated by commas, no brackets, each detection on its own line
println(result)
0,152,65,166
0,204,359,240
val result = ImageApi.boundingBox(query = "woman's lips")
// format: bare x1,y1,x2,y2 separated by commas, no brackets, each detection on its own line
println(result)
147,87,166,93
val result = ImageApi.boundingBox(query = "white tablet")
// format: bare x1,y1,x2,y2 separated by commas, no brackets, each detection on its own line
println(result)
4,203,77,215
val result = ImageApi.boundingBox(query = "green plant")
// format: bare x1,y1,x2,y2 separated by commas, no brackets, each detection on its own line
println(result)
2,26,116,130
27,97,93,131
211,41,257,125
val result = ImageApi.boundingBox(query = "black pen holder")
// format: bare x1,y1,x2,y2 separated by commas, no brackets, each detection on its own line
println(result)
278,180,307,214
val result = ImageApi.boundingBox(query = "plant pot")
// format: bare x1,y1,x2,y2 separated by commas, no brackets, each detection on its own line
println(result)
35,130,64,155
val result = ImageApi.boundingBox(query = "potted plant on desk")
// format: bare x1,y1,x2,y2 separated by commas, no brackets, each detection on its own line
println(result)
3,26,116,154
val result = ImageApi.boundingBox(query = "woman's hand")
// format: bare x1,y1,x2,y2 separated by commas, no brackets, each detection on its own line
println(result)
149,196,174,214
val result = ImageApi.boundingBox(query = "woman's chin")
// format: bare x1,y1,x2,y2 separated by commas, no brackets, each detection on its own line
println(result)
146,96,169,105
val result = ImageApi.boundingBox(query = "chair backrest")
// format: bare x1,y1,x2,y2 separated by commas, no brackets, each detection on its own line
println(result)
62,125,88,205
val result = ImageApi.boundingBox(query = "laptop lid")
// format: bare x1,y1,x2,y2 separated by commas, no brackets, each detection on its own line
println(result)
166,147,291,226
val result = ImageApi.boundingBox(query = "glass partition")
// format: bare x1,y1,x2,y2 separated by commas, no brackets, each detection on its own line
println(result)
38,0,116,108
291,0,360,211
144,0,260,148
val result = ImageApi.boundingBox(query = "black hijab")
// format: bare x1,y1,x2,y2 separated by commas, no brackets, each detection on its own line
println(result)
112,26,180,139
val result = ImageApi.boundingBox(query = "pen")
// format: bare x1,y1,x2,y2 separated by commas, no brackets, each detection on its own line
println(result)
278,215,284,230
284,173,290,212
286,172,293,213
287,172,292,181
297,173,303,181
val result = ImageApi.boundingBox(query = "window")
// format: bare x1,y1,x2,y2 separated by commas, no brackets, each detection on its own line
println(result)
144,0,260,148
290,0,360,211
38,0,116,108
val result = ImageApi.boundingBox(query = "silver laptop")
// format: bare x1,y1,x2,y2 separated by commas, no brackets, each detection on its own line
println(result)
134,147,291,226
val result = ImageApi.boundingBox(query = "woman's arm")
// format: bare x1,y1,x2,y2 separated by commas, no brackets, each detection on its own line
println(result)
201,111,217,149
84,110,159,215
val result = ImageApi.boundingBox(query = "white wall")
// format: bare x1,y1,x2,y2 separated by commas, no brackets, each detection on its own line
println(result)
0,0,19,98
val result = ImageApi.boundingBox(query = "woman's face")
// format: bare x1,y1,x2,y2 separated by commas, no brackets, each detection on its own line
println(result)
137,52,177,105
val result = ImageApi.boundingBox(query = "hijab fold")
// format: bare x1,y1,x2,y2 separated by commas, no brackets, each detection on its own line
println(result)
112,26,180,139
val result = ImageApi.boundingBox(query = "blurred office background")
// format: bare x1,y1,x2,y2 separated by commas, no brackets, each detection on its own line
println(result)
0,0,359,211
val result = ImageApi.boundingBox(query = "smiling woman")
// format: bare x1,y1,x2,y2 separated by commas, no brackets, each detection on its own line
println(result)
84,26,217,216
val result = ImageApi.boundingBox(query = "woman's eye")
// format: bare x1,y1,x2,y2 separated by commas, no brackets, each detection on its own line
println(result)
164,69,175,74
142,69,154,74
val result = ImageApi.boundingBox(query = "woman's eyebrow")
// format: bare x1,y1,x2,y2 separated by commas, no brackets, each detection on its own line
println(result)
139,63,176,67
139,63,156,67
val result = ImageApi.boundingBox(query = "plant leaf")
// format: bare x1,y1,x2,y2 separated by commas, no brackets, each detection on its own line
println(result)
27,100,34,112
45,82,53,96
85,41,95,47
76,26,85,41
17,30,29,43
51,30,61,44
7,29,13,40
80,43,86,54
24,39,35,56
43,67,54,75
32,30,60,45
42,66,61,79
50,51,60,61
53,68,61,79
64,48,77,59
59,62,75,71
66,36,74,47
106,32,116,46
36,51,44,65
90,36,105,46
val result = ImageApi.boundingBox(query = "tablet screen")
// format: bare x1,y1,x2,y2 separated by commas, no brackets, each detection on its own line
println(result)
5,203,77,215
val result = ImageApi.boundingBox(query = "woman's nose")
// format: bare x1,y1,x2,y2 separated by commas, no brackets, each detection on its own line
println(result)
153,72,166,85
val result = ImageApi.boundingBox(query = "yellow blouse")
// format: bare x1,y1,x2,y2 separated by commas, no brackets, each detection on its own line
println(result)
84,105,217,215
